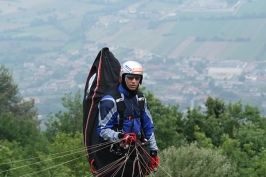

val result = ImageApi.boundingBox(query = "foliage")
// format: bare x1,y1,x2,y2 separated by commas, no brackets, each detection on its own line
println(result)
0,65,20,115
44,132,91,177
44,91,83,141
0,140,36,177
194,125,214,149
0,133,91,177
0,65,37,118
155,143,238,177
2,64,266,176
0,113,43,148
204,96,226,118
178,107,205,143
141,88,183,150
0,65,41,147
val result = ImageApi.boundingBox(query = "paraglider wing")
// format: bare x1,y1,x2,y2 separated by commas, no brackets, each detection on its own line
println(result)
83,47,121,172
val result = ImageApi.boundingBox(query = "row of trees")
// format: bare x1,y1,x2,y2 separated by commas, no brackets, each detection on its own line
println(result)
1,64,266,176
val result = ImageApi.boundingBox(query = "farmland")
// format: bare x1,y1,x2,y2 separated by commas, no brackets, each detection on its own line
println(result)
0,0,266,62
0,0,266,116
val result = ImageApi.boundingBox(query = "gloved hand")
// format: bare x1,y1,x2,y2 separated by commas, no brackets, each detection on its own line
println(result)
119,133,137,148
123,132,137,143
150,151,159,171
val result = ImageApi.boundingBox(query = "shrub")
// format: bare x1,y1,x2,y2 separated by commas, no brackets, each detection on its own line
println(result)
154,143,238,177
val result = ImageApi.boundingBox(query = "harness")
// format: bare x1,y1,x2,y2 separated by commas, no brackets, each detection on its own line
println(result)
115,91,145,134
104,84,147,155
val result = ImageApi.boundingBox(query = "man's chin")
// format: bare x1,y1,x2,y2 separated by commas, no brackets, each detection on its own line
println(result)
129,86,137,90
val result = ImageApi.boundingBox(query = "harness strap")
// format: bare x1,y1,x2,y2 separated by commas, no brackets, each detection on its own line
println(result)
137,91,145,141
116,91,145,132
115,97,125,131
137,91,145,112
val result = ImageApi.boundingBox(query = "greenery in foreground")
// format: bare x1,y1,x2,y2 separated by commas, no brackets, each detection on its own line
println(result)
1,64,266,177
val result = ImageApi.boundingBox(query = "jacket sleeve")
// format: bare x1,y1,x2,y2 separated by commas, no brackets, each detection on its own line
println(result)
97,95,120,142
141,98,158,151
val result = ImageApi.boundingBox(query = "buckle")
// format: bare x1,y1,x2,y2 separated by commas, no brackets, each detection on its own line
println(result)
126,116,132,120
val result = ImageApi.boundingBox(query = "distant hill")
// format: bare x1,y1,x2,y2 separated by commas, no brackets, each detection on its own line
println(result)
0,0,266,63
1,0,266,117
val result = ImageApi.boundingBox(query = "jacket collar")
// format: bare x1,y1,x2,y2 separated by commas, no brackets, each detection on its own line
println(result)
118,83,137,98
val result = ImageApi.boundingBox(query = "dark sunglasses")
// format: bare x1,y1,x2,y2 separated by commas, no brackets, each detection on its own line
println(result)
126,75,141,81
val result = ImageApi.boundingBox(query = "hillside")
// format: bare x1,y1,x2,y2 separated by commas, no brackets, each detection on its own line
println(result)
0,0,266,119
1,0,266,62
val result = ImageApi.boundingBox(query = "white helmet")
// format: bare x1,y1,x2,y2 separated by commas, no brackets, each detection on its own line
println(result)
120,61,143,84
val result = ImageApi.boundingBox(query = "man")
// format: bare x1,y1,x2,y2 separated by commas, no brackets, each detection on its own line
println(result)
97,61,159,177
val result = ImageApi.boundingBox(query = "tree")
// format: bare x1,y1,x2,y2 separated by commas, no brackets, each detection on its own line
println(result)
0,113,41,147
0,133,91,177
0,65,37,117
45,91,83,141
142,88,183,150
0,65,40,147
204,96,226,118
45,132,91,177
219,134,249,175
0,140,35,176
178,107,206,143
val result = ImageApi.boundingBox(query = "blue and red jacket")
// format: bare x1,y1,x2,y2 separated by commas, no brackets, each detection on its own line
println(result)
97,84,158,151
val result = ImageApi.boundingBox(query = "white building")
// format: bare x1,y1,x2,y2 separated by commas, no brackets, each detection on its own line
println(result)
208,68,242,80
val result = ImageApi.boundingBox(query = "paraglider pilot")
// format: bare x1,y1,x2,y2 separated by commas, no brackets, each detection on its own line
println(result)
97,61,159,176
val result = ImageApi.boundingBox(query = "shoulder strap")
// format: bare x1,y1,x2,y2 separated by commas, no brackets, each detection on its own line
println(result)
115,96,125,132
137,91,145,112
137,91,146,141
105,83,125,132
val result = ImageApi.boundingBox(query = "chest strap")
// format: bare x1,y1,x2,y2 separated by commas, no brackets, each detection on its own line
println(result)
115,91,145,132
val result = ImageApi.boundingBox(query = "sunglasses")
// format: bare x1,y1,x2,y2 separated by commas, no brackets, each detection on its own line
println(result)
126,75,141,81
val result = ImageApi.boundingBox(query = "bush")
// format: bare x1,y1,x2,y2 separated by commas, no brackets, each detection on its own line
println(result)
155,143,238,177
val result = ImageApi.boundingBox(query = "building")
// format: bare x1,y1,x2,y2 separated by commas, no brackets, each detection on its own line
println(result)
208,68,242,80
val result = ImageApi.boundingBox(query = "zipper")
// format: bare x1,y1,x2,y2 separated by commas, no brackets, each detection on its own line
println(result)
130,98,135,132
131,98,134,115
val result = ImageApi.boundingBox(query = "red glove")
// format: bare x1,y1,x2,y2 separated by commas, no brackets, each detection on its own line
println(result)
123,133,137,143
120,133,137,148
150,151,159,171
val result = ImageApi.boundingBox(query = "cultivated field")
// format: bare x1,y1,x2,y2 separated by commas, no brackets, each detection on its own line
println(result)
0,0,266,62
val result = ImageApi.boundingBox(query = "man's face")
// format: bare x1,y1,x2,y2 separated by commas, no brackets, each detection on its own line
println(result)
125,74,141,91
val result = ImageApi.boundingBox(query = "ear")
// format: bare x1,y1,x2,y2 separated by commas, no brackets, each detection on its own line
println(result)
139,77,142,84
